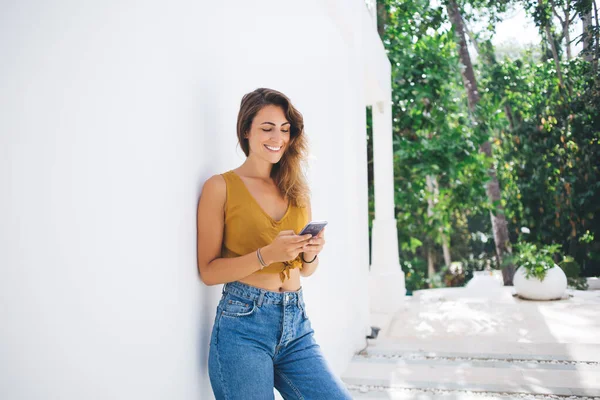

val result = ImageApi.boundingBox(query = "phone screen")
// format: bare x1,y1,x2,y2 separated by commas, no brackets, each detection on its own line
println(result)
298,221,328,237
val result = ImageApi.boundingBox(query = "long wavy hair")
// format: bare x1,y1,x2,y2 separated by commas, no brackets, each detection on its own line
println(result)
236,88,310,208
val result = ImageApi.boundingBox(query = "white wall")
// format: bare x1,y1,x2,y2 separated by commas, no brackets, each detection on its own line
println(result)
0,1,375,398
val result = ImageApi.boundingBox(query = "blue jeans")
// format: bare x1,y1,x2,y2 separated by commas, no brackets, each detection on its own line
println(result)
208,281,353,400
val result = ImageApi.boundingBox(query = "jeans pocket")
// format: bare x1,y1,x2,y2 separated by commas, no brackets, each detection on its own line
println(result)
221,292,257,318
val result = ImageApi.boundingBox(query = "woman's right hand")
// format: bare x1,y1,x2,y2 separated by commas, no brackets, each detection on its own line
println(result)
261,230,312,265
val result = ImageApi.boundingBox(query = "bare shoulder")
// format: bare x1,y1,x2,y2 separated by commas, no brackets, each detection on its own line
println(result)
200,174,227,208
203,174,226,192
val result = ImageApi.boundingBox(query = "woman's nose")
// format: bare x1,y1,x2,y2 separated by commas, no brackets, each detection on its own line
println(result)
270,130,284,140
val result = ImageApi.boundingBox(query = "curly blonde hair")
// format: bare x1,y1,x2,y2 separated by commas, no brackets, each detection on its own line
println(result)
236,88,310,208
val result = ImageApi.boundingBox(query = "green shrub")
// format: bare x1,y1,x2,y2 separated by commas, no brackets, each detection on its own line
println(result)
512,242,562,281
559,256,589,290
401,257,427,295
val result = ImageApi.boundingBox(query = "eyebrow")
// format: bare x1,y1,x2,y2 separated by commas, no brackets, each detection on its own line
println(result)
260,122,290,127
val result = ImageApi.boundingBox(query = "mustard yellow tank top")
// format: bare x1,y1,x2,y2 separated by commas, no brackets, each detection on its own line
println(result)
220,170,309,283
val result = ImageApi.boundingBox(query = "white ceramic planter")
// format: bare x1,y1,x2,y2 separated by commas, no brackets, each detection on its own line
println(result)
513,264,567,300
466,270,504,289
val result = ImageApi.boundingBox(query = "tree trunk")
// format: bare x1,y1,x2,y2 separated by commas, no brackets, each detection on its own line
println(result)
426,175,437,286
594,0,600,76
582,8,593,62
544,25,565,84
426,174,452,269
545,24,564,86
427,246,435,288
543,0,570,96
550,0,572,60
564,1,572,60
504,104,516,131
442,236,452,269
564,20,572,60
446,0,514,285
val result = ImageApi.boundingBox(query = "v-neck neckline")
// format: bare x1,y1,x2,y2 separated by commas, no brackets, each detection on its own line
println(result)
229,170,291,224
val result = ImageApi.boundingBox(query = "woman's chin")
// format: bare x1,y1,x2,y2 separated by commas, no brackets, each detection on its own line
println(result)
264,153,284,164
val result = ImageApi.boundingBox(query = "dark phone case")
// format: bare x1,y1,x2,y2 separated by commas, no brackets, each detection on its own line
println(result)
299,223,327,237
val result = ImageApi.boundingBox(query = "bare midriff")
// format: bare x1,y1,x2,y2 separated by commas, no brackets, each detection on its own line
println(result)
238,268,302,292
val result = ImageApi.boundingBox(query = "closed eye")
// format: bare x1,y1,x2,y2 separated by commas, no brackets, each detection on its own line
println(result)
262,129,289,133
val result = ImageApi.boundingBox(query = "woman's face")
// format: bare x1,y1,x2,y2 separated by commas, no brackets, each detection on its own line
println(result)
246,104,291,163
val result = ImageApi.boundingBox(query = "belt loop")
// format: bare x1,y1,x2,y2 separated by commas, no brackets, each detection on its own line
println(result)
222,283,227,295
257,290,265,307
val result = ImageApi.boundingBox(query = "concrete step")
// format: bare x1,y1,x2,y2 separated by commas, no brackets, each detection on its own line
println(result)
347,385,600,399
364,338,600,363
341,339,600,398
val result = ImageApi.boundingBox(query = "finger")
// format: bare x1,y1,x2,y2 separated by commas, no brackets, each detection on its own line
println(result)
303,249,319,257
307,243,323,251
304,239,322,247
291,234,312,243
295,242,308,251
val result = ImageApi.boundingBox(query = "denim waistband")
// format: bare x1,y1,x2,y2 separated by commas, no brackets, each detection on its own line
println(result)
222,281,304,306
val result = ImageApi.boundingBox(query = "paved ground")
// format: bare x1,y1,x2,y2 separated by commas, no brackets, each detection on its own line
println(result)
342,286,600,399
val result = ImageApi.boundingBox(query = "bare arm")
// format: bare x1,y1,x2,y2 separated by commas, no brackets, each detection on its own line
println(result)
196,175,264,286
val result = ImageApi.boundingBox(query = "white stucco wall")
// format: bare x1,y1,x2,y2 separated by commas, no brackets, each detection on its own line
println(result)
1,1,382,398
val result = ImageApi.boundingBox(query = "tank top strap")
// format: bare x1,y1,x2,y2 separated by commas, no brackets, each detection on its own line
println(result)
220,170,245,209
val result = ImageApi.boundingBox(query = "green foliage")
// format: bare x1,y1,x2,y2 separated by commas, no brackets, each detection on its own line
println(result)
381,0,491,269
509,242,562,281
369,0,600,288
560,256,589,289
400,237,423,254
402,257,427,295
481,54,600,278
579,230,595,244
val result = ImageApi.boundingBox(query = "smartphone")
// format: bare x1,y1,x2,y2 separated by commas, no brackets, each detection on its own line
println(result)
298,220,328,237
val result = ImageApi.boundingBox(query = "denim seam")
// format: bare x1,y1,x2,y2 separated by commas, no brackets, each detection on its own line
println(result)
228,299,250,307
275,368,304,400
214,327,230,399
225,288,255,302
213,306,222,346
226,286,302,306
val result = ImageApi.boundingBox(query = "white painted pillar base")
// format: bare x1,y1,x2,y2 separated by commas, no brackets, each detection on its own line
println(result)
369,273,405,312
369,218,405,314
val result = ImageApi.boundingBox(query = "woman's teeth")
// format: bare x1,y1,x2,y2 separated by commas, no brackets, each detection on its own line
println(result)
265,145,281,152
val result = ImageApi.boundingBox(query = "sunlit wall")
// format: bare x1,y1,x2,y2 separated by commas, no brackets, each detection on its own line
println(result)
0,1,376,398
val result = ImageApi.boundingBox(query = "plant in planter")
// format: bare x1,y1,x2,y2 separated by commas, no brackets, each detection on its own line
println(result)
511,242,568,300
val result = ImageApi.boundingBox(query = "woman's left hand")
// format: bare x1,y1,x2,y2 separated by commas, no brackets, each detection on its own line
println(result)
302,228,325,259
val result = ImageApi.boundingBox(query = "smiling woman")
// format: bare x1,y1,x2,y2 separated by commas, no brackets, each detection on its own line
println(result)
196,88,351,399
254,115,290,155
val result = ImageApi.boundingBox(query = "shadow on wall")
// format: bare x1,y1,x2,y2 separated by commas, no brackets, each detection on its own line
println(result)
195,80,230,399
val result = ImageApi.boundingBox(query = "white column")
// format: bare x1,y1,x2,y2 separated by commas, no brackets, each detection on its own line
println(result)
369,98,405,315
